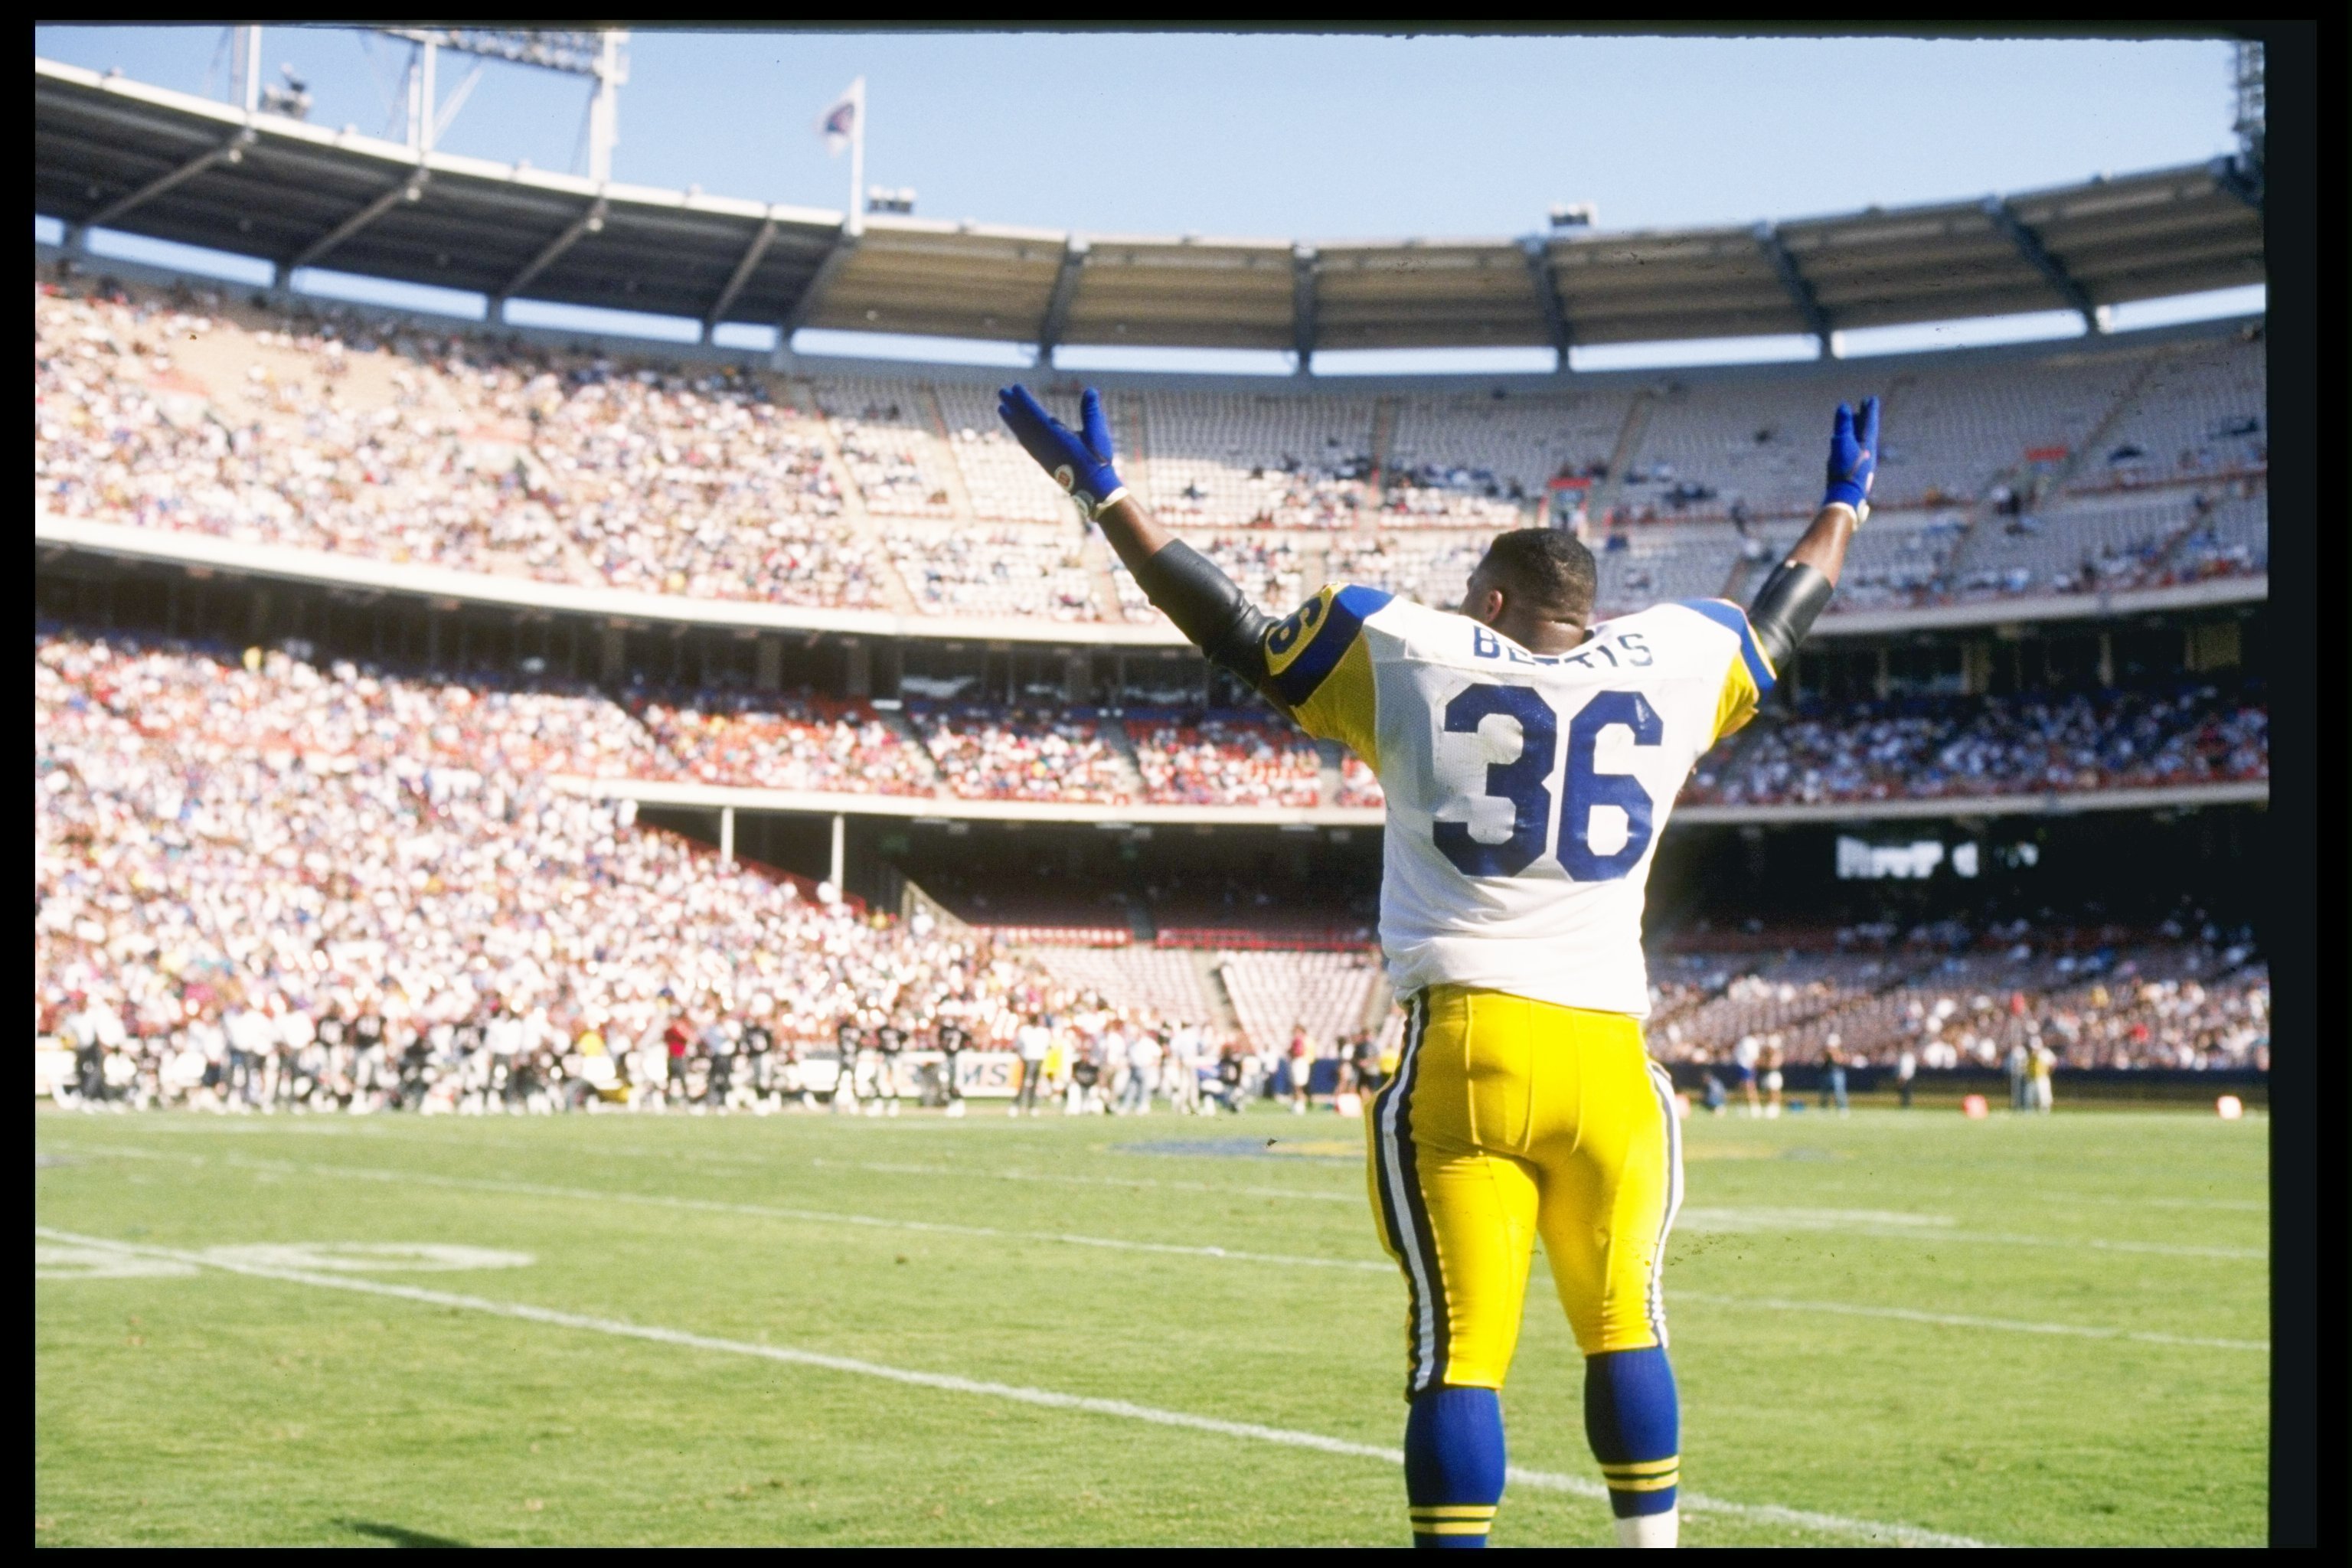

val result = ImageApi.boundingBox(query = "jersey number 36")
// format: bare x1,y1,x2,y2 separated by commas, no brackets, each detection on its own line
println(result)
1432,684,1660,883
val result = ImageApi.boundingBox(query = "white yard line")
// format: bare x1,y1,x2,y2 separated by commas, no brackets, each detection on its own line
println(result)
214,1152,1393,1275
31,1225,1995,1549
44,1139,2268,1352
812,1155,1362,1204
1673,1292,2265,1353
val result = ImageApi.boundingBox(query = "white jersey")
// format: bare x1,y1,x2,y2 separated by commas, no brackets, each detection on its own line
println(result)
1258,583,1773,1018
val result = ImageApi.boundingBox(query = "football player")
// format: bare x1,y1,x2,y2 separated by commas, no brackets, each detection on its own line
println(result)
1000,384,1877,1549
936,1014,969,1117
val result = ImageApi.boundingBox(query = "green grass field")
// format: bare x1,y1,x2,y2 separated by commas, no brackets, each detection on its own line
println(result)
34,1101,2268,1547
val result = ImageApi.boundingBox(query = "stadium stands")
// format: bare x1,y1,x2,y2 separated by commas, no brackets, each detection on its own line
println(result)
1027,944,1217,1024
34,279,879,606
1648,939,2267,1073
35,622,2265,1102
808,377,962,518
626,685,939,795
912,704,1136,802
30,615,2262,813
37,274,2267,629
1218,949,1387,1052
1126,710,1322,807
1686,680,2268,805
932,381,1083,524
1336,754,1385,808
2065,332,2266,495
34,635,1067,1082
1131,389,1380,529
885,522,1102,621
1385,388,1626,510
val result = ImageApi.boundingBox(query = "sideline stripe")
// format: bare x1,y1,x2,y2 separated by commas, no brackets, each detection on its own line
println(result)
31,1226,1994,1549
77,1145,1399,1274
1674,1292,2266,1354
45,1140,2265,1349
812,1157,1361,1204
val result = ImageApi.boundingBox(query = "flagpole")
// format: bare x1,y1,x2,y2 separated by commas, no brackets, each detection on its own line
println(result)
846,76,866,238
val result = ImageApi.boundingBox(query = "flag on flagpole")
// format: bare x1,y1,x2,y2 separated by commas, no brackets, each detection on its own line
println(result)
818,82,859,155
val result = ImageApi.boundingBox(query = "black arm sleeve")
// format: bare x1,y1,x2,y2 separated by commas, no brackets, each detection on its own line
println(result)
1746,559,1836,672
1130,540,1275,688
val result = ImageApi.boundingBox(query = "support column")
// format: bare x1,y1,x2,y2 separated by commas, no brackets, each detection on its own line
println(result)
828,813,846,897
599,625,626,683
719,805,735,867
844,640,871,699
756,636,782,691
2097,632,2114,688
1962,641,1992,697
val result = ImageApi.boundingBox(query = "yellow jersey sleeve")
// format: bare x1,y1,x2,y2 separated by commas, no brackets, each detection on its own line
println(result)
1671,598,1779,743
1259,583,1391,769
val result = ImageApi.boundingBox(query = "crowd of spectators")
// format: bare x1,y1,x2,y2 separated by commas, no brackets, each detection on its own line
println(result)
913,704,1135,803
36,279,877,607
886,524,1102,621
33,626,1225,1115
34,621,2264,1111
1685,681,2267,806
1647,906,2267,1074
1125,711,1322,808
33,619,2265,817
37,273,2268,633
625,684,939,795
38,629,664,780
1659,959,2269,1078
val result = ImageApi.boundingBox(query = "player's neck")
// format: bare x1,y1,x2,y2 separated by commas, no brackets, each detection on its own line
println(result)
1488,612,1590,655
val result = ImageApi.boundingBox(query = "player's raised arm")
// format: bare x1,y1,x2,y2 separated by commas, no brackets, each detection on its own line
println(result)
1745,396,1879,670
997,384,1275,682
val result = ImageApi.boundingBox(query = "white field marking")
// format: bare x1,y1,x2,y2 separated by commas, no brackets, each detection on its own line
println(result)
204,1152,1397,1276
2016,1192,2269,1214
36,1240,532,1281
1678,1206,1955,1232
812,1156,1362,1204
1674,1291,2267,1353
57,1133,2256,1257
44,1140,2262,1352
149,1123,1374,1206
37,1242,201,1280
200,1243,534,1273
31,1225,1994,1549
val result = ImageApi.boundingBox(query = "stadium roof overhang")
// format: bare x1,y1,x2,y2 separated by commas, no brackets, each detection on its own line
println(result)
37,58,2265,355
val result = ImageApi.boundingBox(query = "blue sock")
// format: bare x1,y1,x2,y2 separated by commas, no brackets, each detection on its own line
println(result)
1403,1385,1505,1549
1585,1347,1680,1518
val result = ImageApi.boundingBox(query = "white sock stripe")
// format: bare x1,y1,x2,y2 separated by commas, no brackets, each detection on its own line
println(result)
31,1224,1997,1548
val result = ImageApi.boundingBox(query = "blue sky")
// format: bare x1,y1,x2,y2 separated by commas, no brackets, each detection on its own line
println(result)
34,27,2263,371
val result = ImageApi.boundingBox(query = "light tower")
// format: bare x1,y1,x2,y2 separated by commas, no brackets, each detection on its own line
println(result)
376,28,629,178
2230,41,2264,170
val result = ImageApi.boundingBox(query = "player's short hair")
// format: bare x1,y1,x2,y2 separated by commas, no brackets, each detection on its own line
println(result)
1477,528,1597,619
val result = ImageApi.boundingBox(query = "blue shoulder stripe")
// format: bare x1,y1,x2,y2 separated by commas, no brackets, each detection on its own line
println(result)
1673,598,1775,694
1269,585,1391,707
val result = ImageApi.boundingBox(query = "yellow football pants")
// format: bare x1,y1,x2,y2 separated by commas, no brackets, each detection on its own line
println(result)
1365,985,1684,1396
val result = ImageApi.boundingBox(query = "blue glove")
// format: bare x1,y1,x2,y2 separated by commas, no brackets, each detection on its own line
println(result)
1823,397,1880,521
998,384,1128,519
